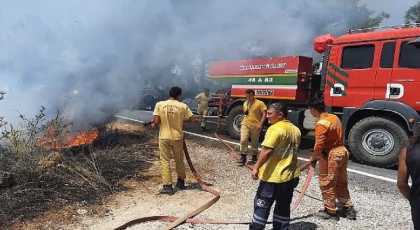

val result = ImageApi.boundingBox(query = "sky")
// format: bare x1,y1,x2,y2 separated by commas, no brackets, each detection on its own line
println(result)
0,0,414,130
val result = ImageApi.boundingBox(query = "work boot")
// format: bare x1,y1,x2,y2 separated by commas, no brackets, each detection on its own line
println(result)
247,155,258,165
175,178,186,190
158,185,175,195
338,206,357,220
200,123,206,131
314,208,340,220
237,154,246,166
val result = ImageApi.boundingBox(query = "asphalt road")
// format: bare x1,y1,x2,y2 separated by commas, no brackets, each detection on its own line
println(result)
114,109,404,186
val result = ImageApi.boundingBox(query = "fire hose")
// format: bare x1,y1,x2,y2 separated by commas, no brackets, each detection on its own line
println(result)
113,101,317,230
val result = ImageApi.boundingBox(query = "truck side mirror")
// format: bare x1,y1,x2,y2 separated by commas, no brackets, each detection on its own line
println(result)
407,37,420,47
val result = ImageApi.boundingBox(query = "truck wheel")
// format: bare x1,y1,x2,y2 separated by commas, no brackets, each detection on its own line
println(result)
227,105,244,140
348,117,408,168
142,95,156,108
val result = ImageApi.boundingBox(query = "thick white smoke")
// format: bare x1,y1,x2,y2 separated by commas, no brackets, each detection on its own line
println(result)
0,0,396,130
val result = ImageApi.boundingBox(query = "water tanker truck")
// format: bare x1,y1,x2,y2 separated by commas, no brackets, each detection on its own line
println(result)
207,24,420,168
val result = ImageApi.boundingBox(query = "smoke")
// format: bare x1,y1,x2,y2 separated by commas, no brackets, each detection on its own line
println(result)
0,0,394,130
360,0,417,26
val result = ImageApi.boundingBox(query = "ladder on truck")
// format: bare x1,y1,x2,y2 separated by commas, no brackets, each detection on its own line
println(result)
347,23,420,34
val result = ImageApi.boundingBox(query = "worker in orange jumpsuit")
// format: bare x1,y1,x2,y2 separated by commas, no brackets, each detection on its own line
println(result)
307,94,357,220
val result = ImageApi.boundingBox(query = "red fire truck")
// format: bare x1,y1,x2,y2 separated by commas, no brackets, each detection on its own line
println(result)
208,24,420,168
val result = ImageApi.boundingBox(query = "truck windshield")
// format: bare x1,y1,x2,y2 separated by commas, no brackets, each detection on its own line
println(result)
399,41,420,68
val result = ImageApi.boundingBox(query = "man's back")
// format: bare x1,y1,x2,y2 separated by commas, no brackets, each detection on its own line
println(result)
153,99,193,140
315,112,344,152
258,120,301,183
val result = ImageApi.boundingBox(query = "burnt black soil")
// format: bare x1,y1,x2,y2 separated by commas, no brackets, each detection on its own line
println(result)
0,126,158,229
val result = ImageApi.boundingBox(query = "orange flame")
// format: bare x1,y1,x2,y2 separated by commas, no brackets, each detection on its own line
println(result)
39,127,99,150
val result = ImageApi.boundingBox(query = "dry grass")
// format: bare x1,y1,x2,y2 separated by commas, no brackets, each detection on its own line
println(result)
0,121,160,230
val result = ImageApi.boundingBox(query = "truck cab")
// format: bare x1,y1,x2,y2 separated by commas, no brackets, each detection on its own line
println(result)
316,26,420,168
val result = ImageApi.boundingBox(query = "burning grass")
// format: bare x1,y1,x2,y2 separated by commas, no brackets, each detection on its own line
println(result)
0,119,159,229
39,126,99,151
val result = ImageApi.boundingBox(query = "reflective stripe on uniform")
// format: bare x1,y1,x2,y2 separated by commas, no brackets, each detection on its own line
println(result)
317,119,331,127
273,214,290,224
252,214,267,226
323,199,336,206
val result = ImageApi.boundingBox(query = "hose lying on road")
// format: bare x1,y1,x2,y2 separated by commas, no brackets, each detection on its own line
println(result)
113,103,317,230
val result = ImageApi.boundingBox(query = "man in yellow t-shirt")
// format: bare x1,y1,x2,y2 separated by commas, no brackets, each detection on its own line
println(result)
238,89,267,166
194,88,211,130
249,102,301,230
152,86,196,195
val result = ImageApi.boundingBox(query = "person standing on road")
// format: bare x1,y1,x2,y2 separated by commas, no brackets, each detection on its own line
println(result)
152,86,196,195
307,94,356,220
238,89,267,166
194,88,211,131
249,102,301,230
397,126,420,230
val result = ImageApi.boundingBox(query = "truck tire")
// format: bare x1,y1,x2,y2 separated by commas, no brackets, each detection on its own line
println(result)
303,109,317,130
348,117,408,168
227,105,244,140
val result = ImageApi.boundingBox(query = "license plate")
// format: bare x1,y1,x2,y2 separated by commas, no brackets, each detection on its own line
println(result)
255,90,274,96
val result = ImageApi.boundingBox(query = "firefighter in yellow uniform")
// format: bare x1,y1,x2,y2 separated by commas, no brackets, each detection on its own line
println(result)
152,86,196,195
250,102,301,230
307,94,356,220
194,88,211,130
238,89,267,166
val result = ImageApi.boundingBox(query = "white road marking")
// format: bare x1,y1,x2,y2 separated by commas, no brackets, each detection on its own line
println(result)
182,131,404,185
207,121,227,125
114,115,149,123
115,115,405,185
116,114,227,126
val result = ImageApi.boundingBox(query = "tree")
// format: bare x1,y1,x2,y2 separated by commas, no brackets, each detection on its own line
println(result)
405,2,420,25
321,0,390,33
352,12,390,30
236,0,391,59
